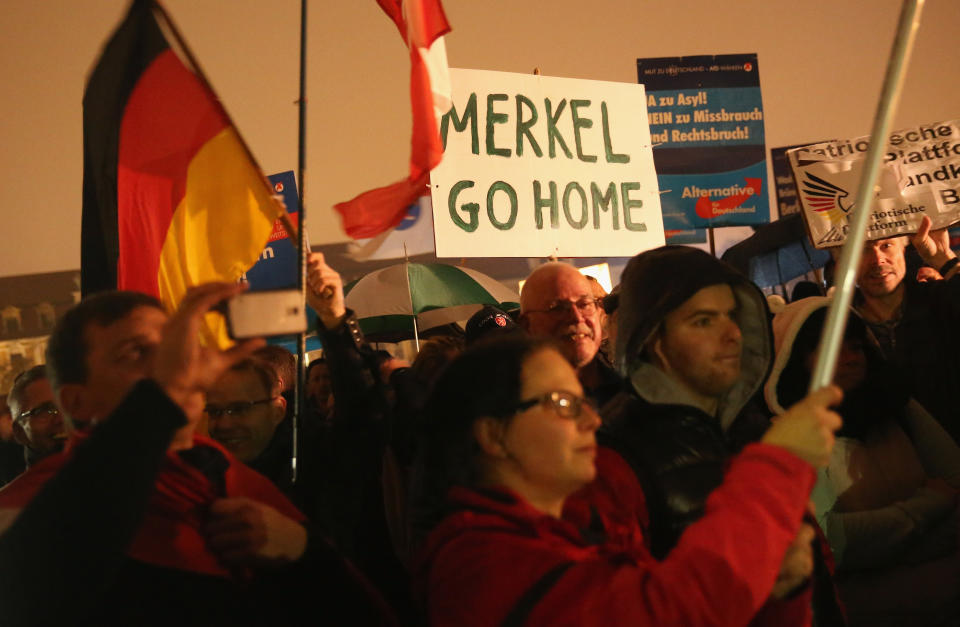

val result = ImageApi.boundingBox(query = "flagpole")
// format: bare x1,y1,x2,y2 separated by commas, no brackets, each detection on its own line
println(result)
808,0,924,392
150,0,295,237
289,0,309,484
804,0,924,531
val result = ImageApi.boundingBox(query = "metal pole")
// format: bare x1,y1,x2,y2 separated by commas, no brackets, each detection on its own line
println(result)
809,0,924,392
413,315,421,353
403,245,420,351
805,0,924,534
292,0,309,484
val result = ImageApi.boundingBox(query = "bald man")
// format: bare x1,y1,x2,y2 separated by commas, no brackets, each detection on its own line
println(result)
519,262,622,406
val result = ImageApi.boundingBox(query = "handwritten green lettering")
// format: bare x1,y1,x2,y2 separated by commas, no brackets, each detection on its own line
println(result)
449,180,479,232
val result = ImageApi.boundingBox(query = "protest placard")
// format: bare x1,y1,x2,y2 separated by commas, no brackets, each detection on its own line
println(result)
430,68,664,258
789,120,960,248
243,170,320,350
771,144,814,217
638,54,770,229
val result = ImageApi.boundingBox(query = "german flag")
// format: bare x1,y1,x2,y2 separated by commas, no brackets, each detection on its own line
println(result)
82,0,281,346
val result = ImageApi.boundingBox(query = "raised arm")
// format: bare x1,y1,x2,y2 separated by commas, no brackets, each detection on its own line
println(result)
0,283,261,626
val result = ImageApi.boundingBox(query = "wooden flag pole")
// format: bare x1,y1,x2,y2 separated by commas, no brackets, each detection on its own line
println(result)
808,0,924,392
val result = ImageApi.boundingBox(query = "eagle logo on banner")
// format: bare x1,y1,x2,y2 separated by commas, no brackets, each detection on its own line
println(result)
801,172,854,225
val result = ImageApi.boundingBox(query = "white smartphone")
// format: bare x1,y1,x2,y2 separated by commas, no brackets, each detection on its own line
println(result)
226,289,307,339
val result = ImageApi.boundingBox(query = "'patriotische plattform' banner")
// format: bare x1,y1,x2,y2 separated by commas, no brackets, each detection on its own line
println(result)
638,54,769,229
430,69,664,258
789,120,960,248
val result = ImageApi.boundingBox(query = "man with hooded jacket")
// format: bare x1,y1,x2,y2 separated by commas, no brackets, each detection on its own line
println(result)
599,245,846,625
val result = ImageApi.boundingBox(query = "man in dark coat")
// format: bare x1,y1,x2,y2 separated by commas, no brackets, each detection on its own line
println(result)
851,215,960,443
0,284,393,627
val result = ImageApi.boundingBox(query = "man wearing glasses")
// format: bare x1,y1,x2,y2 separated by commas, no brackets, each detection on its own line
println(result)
519,262,622,407
7,365,66,471
205,359,285,465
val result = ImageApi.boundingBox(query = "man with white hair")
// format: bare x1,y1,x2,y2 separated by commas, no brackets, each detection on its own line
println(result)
519,262,622,406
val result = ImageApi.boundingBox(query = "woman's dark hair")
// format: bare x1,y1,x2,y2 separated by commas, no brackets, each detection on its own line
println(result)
776,309,909,439
410,335,555,543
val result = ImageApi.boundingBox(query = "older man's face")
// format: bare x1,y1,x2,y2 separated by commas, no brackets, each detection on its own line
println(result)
521,266,602,369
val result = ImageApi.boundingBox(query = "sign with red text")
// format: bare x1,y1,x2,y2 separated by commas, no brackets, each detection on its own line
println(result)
244,170,299,289
789,120,960,248
430,68,664,258
639,54,770,229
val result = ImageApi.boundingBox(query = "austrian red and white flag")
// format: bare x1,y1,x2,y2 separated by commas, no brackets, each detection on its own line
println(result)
334,0,451,239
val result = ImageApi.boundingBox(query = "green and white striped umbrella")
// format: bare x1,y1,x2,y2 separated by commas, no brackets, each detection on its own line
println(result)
343,262,519,340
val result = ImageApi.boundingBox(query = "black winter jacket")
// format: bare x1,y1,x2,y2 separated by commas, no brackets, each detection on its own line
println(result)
857,274,960,445
600,388,770,558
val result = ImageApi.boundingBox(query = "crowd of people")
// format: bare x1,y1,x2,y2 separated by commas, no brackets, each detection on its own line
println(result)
0,215,958,626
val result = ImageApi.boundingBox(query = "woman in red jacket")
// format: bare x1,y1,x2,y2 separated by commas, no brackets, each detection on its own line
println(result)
413,336,841,626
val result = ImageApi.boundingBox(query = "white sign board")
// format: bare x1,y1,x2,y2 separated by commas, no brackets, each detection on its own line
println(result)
789,120,960,248
431,69,664,258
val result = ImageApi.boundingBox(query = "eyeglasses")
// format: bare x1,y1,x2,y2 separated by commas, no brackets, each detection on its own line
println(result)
17,402,60,423
512,391,594,420
525,298,601,317
204,398,276,418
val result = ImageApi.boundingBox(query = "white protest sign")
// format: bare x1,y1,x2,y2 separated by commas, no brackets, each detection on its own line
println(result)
789,120,960,248
431,69,664,258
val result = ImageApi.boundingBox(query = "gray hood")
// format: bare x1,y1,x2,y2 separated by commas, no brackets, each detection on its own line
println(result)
617,246,772,430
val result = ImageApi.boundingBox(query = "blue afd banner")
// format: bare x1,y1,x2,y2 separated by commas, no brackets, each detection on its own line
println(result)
243,171,320,350
244,171,300,289
638,54,770,229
